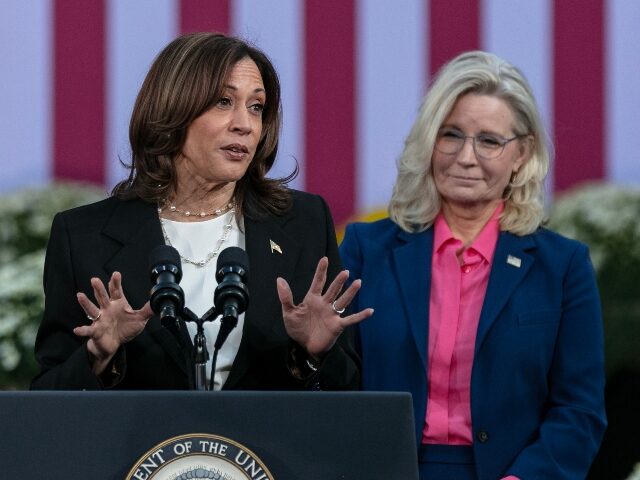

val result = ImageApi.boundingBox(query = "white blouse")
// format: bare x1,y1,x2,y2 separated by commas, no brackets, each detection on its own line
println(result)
160,211,245,390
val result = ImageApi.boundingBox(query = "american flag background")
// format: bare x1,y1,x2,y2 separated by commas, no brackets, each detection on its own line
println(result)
1,0,639,227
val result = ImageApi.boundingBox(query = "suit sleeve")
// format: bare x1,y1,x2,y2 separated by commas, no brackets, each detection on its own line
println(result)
30,213,104,390
339,223,364,295
338,223,365,356
506,244,607,478
304,197,361,390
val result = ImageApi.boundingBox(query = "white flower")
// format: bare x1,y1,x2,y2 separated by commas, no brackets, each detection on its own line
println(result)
0,314,21,337
0,339,20,371
0,251,45,299
0,182,104,385
19,324,38,349
549,182,640,273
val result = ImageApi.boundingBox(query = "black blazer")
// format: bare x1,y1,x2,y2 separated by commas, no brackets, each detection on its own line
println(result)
31,190,359,390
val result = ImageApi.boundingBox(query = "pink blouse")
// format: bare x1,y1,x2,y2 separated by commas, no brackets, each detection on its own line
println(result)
422,204,519,479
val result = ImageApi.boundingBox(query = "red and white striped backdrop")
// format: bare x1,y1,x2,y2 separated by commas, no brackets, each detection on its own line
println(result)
1,0,639,226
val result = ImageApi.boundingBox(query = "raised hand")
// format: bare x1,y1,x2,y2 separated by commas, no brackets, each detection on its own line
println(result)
74,271,153,375
276,257,373,360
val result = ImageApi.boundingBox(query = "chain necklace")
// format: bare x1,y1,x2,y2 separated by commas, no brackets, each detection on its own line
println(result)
159,208,235,267
157,200,235,218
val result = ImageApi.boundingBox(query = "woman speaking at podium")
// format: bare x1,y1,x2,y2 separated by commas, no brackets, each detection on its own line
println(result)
31,33,372,391
340,51,606,479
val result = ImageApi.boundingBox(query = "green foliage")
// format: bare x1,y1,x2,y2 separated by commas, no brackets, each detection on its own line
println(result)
0,182,105,389
548,182,640,377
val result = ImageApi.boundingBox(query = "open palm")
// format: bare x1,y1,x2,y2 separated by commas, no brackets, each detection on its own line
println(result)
277,257,373,358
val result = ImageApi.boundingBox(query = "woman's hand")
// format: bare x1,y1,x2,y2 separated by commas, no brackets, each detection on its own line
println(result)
276,257,373,360
74,271,153,375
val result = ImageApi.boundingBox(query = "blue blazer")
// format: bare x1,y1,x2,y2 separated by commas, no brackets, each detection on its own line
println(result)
340,218,606,480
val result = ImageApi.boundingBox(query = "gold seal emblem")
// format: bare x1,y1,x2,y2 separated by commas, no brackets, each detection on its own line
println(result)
126,433,275,480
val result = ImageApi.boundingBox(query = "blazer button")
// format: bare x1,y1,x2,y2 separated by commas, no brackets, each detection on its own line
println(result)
477,430,489,443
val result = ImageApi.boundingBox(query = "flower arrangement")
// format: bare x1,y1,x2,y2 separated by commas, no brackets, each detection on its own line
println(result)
0,182,105,389
547,182,640,377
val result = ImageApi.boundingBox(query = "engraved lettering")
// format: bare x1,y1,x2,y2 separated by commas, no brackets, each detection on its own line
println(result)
198,440,228,456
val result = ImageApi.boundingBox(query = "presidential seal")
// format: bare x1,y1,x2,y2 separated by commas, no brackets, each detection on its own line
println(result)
126,433,275,480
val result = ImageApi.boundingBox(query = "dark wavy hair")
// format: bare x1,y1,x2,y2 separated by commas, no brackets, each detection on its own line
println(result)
112,32,295,218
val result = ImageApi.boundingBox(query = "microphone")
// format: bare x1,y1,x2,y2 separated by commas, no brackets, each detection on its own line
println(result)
149,245,185,329
213,246,249,350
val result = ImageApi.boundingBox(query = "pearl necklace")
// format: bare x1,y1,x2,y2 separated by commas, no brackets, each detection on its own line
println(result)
159,209,235,267
157,200,235,218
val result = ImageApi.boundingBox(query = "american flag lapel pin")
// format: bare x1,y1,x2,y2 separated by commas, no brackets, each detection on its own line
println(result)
270,239,283,254
506,255,522,268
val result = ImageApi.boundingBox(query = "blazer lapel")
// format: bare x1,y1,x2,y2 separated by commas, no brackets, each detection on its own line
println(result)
223,212,301,388
475,232,536,354
102,199,163,307
391,228,433,369
101,199,192,377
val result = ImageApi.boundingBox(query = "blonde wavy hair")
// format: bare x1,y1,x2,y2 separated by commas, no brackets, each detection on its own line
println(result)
389,51,550,235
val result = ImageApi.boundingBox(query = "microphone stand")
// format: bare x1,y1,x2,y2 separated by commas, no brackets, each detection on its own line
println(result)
182,306,219,391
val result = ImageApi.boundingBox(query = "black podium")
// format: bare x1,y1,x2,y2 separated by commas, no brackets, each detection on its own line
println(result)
0,391,418,479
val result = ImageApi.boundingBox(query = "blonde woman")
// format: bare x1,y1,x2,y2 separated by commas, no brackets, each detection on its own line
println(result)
340,51,606,479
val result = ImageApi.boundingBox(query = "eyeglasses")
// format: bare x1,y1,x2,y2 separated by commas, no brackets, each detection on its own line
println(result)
435,128,525,160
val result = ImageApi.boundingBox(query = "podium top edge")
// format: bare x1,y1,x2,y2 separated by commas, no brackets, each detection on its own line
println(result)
0,390,412,400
